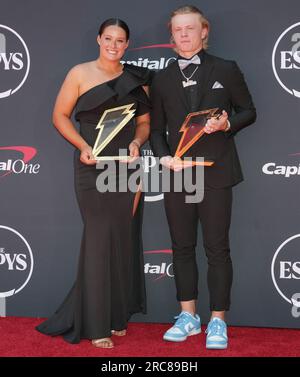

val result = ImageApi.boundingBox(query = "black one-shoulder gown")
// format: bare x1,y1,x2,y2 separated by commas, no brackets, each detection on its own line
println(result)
36,64,151,343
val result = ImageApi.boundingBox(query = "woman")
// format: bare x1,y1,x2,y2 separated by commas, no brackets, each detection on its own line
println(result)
36,18,151,348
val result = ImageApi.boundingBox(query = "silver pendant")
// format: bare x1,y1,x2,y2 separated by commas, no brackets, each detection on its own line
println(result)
182,79,197,88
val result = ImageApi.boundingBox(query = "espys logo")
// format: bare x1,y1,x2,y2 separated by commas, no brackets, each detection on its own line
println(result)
0,226,34,298
144,249,174,281
271,234,300,318
0,25,30,99
122,43,176,69
0,146,40,178
272,22,300,98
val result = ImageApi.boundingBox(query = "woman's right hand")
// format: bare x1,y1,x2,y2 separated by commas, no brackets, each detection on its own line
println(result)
80,145,96,165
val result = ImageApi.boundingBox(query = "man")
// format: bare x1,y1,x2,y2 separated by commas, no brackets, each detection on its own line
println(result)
150,5,256,349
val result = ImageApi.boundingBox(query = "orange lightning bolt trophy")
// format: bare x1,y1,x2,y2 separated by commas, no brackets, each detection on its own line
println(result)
174,108,220,167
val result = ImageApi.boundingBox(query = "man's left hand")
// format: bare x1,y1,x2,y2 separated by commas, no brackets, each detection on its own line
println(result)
204,110,228,134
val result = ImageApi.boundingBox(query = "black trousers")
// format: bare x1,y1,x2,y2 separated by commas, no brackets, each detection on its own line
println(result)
164,187,233,311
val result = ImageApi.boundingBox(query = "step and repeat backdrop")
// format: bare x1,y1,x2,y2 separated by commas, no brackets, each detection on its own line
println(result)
0,0,300,328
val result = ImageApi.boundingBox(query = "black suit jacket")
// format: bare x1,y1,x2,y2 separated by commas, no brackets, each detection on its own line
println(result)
150,51,257,188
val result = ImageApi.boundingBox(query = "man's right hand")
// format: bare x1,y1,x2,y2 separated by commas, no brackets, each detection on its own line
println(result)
160,156,191,172
160,156,174,169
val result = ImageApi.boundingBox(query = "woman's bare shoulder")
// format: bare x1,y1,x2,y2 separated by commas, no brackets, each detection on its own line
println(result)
66,61,96,81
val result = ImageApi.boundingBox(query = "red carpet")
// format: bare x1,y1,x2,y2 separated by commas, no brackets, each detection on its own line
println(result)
0,317,299,357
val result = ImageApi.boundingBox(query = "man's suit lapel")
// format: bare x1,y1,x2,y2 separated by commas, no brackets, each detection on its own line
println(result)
170,63,190,112
196,53,215,110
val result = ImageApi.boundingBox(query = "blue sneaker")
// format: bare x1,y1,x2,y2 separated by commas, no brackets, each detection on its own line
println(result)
205,317,228,349
163,311,201,342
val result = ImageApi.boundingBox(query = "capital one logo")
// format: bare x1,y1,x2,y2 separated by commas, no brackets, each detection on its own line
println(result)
0,226,34,298
262,153,300,179
144,249,174,281
271,234,300,318
0,25,30,98
0,146,40,179
122,43,176,70
272,22,300,98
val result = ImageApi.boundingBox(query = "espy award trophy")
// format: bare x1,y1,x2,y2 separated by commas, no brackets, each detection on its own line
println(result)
174,108,220,167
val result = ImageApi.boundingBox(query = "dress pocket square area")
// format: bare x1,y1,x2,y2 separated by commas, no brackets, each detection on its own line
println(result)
212,81,224,89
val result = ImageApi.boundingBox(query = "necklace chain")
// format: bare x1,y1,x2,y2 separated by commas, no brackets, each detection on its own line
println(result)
179,65,199,81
